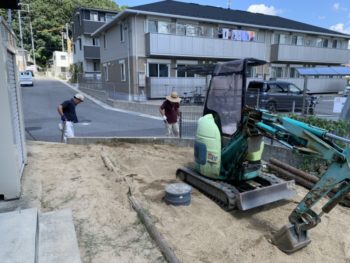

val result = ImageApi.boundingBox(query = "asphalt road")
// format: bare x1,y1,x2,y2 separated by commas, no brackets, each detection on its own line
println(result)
22,77,165,142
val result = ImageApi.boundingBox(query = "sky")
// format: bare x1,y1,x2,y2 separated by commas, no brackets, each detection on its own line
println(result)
114,0,350,34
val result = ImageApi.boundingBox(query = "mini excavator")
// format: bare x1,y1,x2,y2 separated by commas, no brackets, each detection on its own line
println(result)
176,58,350,253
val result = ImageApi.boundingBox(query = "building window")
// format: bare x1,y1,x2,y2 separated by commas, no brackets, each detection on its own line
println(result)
316,38,328,48
119,60,126,81
246,66,256,78
106,14,115,23
218,28,256,41
98,13,105,22
158,21,172,34
60,55,66,60
290,68,300,78
176,23,186,35
278,34,290,45
120,24,125,42
93,61,100,72
103,34,107,49
148,20,158,33
90,11,98,21
104,65,108,81
148,63,169,77
271,67,284,78
78,39,82,50
177,64,195,77
73,44,76,54
322,39,328,48
292,35,303,46
332,39,341,49
92,37,100,46
61,67,67,73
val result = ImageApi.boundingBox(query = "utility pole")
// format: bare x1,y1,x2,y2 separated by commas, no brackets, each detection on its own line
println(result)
66,23,70,53
19,3,36,68
7,9,12,26
17,10,26,70
29,17,36,66
61,32,65,52
17,10,24,49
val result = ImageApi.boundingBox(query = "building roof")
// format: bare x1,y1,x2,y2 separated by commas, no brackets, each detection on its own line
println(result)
74,6,119,14
93,0,350,38
131,0,348,36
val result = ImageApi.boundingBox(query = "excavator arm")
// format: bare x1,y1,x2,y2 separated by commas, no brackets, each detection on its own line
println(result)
249,109,350,253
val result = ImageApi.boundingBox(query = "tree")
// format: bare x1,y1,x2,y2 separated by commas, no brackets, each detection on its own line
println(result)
1,0,119,67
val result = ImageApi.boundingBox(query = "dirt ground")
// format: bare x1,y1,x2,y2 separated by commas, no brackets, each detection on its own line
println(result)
21,141,350,263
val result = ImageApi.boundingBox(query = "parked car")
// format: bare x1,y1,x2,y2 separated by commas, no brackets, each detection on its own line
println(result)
245,80,310,112
19,71,34,86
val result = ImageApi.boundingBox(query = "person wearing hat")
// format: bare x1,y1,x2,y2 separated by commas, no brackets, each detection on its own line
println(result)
57,93,84,143
159,91,181,137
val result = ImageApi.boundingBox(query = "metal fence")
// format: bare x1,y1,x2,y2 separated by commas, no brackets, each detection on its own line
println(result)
77,74,349,143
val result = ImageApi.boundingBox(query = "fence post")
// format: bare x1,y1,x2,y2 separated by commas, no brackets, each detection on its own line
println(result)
179,111,182,138
256,90,260,109
292,100,295,114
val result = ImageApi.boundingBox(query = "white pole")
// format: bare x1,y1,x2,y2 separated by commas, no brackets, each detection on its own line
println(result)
61,32,65,52
18,11,24,49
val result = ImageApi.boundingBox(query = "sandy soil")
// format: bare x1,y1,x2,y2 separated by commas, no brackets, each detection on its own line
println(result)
22,141,350,263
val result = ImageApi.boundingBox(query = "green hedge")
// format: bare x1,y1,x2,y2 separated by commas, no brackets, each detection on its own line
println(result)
288,114,349,175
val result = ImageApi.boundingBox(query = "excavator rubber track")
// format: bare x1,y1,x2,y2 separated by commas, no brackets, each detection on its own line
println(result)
176,167,295,211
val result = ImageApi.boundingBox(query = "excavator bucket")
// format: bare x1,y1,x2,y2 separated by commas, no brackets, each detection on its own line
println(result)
272,223,311,254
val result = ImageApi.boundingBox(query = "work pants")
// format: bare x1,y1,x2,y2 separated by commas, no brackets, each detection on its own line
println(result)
165,122,179,137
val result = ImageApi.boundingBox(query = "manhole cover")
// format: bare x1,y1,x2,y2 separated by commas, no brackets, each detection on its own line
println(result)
164,183,192,206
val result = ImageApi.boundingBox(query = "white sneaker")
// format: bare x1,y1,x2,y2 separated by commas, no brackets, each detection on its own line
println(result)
58,123,63,131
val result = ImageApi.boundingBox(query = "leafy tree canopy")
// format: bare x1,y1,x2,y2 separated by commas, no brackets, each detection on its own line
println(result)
1,0,120,67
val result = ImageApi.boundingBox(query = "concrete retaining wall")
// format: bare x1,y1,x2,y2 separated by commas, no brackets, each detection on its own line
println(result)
68,137,303,167
68,137,195,148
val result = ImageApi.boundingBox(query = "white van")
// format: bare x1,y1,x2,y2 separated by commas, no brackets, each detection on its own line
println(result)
19,71,34,86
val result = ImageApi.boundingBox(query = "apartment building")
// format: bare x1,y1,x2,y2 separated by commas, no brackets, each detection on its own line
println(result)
72,7,118,77
92,0,350,100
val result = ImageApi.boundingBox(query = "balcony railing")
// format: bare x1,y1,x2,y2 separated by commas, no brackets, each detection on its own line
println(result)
146,33,267,60
83,46,100,59
270,44,350,64
83,20,105,35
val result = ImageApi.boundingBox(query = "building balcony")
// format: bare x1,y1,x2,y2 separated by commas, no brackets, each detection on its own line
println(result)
83,46,100,59
270,44,350,64
83,20,105,35
146,33,267,60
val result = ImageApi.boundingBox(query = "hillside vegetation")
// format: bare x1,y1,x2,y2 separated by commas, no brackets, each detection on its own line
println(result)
1,0,120,67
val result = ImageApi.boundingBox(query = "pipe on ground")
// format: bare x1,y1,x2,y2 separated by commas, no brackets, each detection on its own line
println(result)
128,191,182,263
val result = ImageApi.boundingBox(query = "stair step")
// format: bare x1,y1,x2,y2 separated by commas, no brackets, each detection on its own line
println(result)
0,208,38,263
38,208,81,263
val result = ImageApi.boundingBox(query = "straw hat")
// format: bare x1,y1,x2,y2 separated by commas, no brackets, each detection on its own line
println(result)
166,91,181,103
74,93,85,102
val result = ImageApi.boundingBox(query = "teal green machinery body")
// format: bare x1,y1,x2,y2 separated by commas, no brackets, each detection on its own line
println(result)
195,108,350,252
